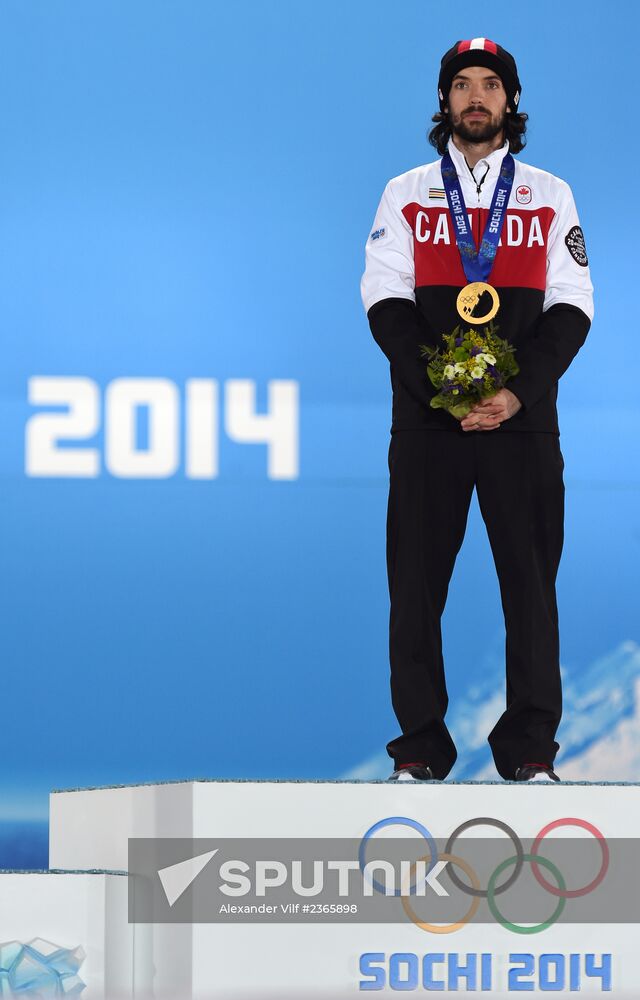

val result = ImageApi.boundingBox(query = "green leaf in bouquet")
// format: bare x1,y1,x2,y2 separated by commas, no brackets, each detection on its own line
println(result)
430,397,472,419
429,393,450,411
429,393,475,419
419,343,436,359
448,400,474,419
445,329,459,349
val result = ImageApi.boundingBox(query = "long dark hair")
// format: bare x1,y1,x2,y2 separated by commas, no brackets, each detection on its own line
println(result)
428,110,529,156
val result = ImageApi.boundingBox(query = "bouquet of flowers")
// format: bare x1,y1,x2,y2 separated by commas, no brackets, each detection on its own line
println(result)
419,320,519,420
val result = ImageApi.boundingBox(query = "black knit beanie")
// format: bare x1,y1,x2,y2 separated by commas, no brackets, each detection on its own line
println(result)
438,38,521,115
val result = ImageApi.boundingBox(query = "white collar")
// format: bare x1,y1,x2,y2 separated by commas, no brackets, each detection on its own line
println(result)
445,135,510,184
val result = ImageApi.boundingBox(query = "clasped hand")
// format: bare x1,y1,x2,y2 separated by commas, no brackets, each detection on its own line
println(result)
459,388,522,431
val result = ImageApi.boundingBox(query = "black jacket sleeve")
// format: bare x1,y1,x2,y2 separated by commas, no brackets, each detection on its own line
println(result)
366,296,434,410
506,303,591,413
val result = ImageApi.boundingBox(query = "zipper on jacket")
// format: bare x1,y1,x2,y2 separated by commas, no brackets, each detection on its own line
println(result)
465,158,490,205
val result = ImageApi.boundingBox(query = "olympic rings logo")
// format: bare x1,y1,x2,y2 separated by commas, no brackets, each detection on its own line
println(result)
358,815,609,935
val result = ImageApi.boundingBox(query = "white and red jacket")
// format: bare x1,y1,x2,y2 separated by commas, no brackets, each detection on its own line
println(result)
360,136,594,433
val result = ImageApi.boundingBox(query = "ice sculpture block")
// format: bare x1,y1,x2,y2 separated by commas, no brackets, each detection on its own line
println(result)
0,871,132,998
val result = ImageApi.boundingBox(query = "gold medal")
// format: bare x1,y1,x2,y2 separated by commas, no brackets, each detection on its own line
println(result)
456,281,500,325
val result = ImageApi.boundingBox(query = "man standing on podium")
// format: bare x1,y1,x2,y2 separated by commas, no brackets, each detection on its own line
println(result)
360,38,593,783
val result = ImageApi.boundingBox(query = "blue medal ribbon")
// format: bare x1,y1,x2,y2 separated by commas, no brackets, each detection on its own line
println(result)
441,149,515,285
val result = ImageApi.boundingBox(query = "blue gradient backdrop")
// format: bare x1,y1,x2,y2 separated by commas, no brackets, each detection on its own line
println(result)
0,2,637,863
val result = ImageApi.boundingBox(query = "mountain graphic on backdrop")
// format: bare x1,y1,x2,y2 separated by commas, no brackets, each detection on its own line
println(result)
342,640,640,781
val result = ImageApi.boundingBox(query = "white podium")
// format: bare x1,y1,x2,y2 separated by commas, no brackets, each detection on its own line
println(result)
42,778,640,999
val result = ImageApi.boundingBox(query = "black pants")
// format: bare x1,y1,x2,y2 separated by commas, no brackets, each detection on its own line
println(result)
385,428,565,781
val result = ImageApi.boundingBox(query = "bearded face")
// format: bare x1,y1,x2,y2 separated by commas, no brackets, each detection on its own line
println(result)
451,106,507,144
446,68,510,144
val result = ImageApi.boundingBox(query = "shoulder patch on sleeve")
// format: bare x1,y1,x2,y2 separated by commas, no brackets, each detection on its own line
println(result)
565,225,589,266
370,227,386,242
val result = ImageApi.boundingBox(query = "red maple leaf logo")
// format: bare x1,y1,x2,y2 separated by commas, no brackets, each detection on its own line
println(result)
518,187,529,196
